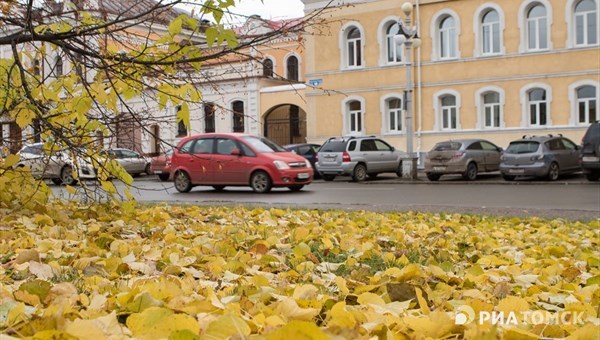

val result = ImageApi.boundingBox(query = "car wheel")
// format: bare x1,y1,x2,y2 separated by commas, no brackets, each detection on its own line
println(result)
51,178,63,185
145,164,151,175
585,171,600,181
463,162,478,181
158,173,170,181
322,174,335,181
213,185,226,191
352,164,367,182
174,171,192,193
547,162,559,181
250,171,272,193
288,185,304,192
61,166,78,186
395,161,403,177
502,175,516,181
426,173,441,181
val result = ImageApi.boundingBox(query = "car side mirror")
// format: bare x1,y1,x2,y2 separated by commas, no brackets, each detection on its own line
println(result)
230,148,242,156
497,147,503,152
390,146,395,151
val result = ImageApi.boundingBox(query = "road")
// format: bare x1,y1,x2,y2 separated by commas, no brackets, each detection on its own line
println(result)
51,174,600,221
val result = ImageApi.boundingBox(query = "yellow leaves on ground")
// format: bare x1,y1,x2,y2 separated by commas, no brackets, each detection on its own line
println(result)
0,203,598,338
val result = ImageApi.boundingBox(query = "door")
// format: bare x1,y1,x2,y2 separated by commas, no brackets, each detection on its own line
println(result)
560,138,581,172
188,138,214,183
373,139,398,171
210,137,247,184
120,149,145,173
480,141,501,171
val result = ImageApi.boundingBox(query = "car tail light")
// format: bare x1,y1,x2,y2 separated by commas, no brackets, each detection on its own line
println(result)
452,152,465,158
530,155,543,161
342,151,351,162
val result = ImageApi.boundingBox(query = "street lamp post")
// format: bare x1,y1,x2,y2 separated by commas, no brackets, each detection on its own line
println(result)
394,2,420,179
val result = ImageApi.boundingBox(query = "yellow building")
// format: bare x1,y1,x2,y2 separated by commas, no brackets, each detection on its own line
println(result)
302,0,599,162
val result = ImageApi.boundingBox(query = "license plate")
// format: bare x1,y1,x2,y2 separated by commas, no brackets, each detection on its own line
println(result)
509,169,525,174
297,173,309,179
433,166,445,171
154,170,162,174
582,156,600,162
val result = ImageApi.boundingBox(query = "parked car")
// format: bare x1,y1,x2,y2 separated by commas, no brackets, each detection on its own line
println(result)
424,139,503,181
149,149,173,181
169,133,314,193
580,121,600,181
499,135,581,181
16,142,96,185
284,143,320,177
315,136,406,182
104,148,151,176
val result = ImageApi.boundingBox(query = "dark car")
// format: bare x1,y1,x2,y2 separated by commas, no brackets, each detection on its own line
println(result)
284,143,320,177
424,139,503,181
580,121,600,181
500,135,581,181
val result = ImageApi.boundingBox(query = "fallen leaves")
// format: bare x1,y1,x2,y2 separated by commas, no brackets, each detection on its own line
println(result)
0,203,598,338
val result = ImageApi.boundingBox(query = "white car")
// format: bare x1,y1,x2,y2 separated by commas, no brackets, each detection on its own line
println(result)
16,143,96,185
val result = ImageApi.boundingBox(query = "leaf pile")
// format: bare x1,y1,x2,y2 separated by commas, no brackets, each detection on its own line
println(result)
0,203,598,339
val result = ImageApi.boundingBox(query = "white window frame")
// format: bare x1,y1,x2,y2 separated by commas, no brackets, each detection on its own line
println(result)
566,0,600,48
568,80,599,125
520,83,553,127
518,0,553,52
431,9,461,61
473,3,506,57
341,96,365,136
262,56,276,78
433,89,461,131
475,86,505,129
378,17,404,66
339,22,365,70
380,94,404,134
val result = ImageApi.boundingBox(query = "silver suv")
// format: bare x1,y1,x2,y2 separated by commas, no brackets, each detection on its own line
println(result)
316,136,407,182
500,135,581,181
16,143,96,185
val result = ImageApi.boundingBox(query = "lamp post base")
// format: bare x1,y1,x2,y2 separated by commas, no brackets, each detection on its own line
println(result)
401,156,418,180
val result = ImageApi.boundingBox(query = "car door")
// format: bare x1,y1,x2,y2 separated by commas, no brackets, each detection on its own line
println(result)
560,138,581,172
546,139,568,172
19,145,45,177
358,139,379,172
480,141,502,171
211,137,246,184
373,139,398,171
178,138,213,184
465,142,485,171
120,149,144,173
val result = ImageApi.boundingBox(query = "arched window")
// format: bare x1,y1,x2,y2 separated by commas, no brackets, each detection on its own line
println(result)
204,102,215,133
263,59,273,78
55,57,64,77
386,22,402,63
286,55,299,81
387,98,403,132
575,0,598,46
346,27,362,67
439,16,457,59
482,9,501,54
347,100,362,134
232,101,244,133
528,89,548,126
33,59,41,76
527,4,548,50
483,92,501,128
441,95,458,130
577,85,597,123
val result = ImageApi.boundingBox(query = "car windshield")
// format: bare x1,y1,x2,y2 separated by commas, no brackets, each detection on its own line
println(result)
319,141,346,152
505,141,540,154
433,142,462,151
241,136,286,153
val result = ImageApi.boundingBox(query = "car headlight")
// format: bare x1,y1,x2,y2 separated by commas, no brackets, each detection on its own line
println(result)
273,160,290,170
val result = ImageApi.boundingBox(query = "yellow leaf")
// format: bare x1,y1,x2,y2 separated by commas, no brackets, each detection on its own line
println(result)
404,311,456,338
357,292,385,307
327,301,356,328
503,327,539,340
415,287,431,315
497,296,529,315
335,276,349,296
293,243,311,257
126,307,200,340
2,154,20,168
266,320,328,340
293,284,319,300
204,314,251,339
274,298,320,321
66,185,77,195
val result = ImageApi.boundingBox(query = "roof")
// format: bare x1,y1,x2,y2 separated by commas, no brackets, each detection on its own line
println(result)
93,0,189,24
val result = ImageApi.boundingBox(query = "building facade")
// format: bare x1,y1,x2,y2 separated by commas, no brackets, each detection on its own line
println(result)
302,0,599,162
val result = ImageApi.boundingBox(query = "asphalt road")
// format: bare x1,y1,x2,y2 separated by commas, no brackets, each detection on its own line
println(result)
51,173,600,221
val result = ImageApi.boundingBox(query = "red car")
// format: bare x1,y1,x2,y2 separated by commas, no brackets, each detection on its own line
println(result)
169,133,314,193
149,149,172,181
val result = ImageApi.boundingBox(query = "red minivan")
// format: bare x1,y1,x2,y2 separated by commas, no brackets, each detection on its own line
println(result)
169,133,314,193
